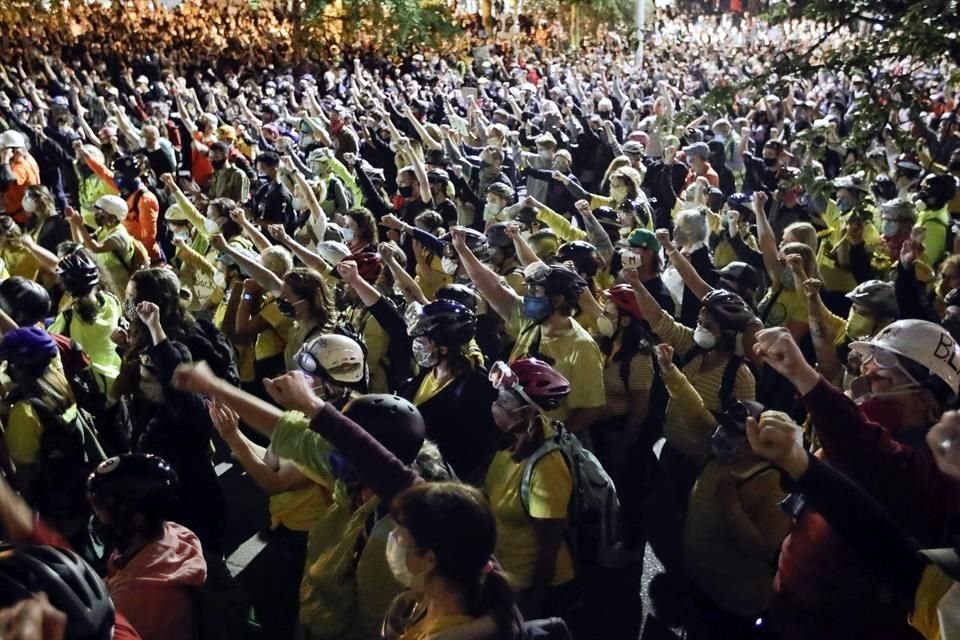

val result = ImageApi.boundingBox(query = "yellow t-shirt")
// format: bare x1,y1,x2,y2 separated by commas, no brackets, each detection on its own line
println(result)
484,444,575,590
255,297,292,362
911,564,954,640
0,246,38,280
5,402,79,465
412,370,455,406
506,302,605,421
401,614,476,640
49,293,123,385
268,460,333,532
759,286,809,335
603,351,655,417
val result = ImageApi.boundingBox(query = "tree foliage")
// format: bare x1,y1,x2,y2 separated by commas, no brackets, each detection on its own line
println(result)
300,0,461,53
741,0,960,149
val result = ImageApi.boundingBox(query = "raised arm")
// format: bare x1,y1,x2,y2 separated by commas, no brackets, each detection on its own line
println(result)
657,229,713,301
623,268,667,326
380,241,428,305
753,191,781,284
450,226,520,320
267,225,329,274
211,234,283,296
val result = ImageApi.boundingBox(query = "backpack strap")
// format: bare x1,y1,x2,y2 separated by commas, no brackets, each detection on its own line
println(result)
129,189,145,221
62,308,73,338
718,354,745,413
519,433,567,517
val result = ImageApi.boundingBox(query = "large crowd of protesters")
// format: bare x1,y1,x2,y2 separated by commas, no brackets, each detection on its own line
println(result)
0,0,958,639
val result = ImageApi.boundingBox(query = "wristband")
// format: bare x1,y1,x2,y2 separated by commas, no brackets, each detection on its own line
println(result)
241,293,255,301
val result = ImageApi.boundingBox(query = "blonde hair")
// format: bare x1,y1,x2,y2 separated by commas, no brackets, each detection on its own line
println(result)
936,254,960,300
783,222,818,253
780,241,821,280
260,246,294,277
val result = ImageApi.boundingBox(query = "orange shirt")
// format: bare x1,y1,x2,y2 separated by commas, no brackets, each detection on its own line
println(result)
191,132,214,186
85,154,162,262
683,163,720,190
3,153,40,223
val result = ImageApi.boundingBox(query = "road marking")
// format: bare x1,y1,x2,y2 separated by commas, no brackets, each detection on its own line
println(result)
215,462,233,477
226,533,269,577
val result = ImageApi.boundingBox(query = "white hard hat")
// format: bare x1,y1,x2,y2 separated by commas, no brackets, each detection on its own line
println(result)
296,333,367,385
93,195,128,221
0,130,26,149
850,319,960,393
164,203,187,222
316,240,351,267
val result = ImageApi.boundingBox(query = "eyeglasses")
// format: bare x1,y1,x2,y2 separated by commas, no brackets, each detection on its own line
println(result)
856,344,920,385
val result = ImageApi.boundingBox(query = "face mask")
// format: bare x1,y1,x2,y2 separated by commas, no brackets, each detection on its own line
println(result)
276,298,299,317
412,336,439,368
341,227,354,243
596,314,616,337
846,311,875,339
173,229,191,243
397,185,414,198
763,157,778,168
292,196,307,211
914,198,929,212
94,213,114,228
484,201,502,219
440,256,460,275
710,425,740,461
21,196,37,213
122,299,137,322
114,175,136,194
211,158,226,171
522,294,553,321
837,198,853,213
610,186,629,203
213,271,227,289
553,161,570,173
693,325,718,349
882,219,902,237
385,529,427,591
328,450,361,485
949,161,960,174
301,134,315,148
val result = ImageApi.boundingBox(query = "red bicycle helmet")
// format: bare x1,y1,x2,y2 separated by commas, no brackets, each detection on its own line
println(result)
509,358,571,410
605,284,644,321
343,252,383,284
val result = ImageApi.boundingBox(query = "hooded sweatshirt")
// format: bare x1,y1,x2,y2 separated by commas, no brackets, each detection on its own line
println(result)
107,522,207,640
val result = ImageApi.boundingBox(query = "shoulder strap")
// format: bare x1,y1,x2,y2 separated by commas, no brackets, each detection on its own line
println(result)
719,354,745,412
130,189,144,220
677,345,705,369
62,308,73,338
519,434,568,516
758,286,783,324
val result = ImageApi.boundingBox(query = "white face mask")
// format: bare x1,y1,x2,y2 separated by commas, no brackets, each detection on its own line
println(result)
693,325,718,349
441,256,459,275
610,185,629,203
385,529,427,591
173,229,191,243
292,196,307,211
213,270,227,289
596,314,616,337
341,227,354,243
21,196,38,213
483,201,501,219
301,134,315,148
412,336,439,368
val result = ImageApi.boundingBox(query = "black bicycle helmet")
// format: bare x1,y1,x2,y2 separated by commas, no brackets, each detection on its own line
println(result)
0,545,115,640
515,207,539,225
56,252,101,296
726,192,755,221
701,288,755,332
485,222,514,249
436,283,479,312
112,155,140,177
527,264,588,306
427,168,451,185
87,454,179,521
717,261,762,296
0,276,51,326
485,181,515,202
408,300,476,346
872,174,898,201
555,241,600,279
440,228,489,259
340,394,426,465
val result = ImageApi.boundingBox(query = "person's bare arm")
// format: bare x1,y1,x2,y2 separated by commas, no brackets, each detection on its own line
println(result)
622,268,667,326
754,191,781,284
267,225,329,273
802,277,843,385
173,362,284,436
451,226,520,320
380,241,428,305
211,234,284,296
656,229,713,300
19,235,60,273
232,209,274,253
506,220,540,267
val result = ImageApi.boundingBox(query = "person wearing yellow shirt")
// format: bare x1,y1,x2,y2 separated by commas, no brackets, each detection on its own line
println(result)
0,216,39,281
451,224,605,430
484,358,575,621
554,165,653,232
48,251,123,397
485,222,527,295
914,173,957,267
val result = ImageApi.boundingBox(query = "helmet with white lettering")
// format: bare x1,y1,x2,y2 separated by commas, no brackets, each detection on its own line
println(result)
850,319,960,396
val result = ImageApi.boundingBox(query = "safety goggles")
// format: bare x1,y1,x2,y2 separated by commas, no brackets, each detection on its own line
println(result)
488,361,547,417
295,348,320,375
855,344,920,385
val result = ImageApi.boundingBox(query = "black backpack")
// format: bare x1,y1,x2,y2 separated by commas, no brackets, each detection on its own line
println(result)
22,398,106,521
191,318,241,387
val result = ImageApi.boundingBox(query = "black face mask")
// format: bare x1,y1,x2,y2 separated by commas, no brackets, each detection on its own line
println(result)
397,185,414,198
211,158,226,171
763,157,778,168
276,298,298,317
949,161,960,174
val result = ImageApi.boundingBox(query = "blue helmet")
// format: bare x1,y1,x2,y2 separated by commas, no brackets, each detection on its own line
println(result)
0,327,58,375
